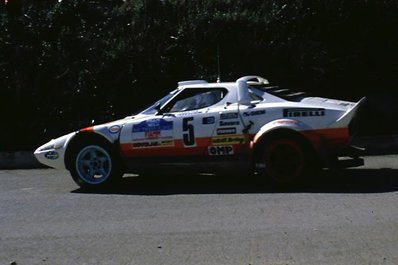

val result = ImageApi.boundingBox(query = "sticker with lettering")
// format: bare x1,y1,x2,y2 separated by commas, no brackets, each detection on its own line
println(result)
202,116,215,125
243,110,266,117
132,140,174,148
132,119,173,140
211,135,245,145
45,151,59,160
132,119,174,148
220,112,239,120
208,145,234,156
108,125,121,134
283,108,325,118
216,127,237,135
219,120,240,126
175,110,202,116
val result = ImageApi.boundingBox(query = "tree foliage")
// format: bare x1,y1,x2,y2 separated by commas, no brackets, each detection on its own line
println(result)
1,0,398,151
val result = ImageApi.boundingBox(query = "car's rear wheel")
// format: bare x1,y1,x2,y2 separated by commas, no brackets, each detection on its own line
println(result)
262,137,309,184
69,141,122,189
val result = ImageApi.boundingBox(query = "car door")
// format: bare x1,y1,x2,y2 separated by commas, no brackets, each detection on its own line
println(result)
167,87,250,159
119,116,175,159
119,87,229,161
161,87,228,158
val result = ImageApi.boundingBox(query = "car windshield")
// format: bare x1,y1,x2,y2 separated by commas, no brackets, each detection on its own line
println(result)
138,89,179,115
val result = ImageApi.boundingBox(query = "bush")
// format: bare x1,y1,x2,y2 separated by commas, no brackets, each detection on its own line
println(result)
1,0,397,151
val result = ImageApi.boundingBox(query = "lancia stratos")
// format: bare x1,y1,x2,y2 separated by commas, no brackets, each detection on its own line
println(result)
35,76,365,189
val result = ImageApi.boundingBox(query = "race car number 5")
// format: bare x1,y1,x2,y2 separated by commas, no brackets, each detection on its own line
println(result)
183,117,195,146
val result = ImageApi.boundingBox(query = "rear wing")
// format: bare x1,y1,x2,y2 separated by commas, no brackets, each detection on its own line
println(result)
329,97,366,128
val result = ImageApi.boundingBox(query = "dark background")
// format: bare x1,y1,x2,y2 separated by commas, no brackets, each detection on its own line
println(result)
1,0,398,151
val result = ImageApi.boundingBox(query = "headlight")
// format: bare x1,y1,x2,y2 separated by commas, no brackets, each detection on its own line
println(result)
36,133,75,154
38,141,63,152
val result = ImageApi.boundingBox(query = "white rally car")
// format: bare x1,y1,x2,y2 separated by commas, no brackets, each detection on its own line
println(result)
35,76,365,189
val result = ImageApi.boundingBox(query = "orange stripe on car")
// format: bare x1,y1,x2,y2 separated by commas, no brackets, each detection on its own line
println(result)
80,126,94,132
119,136,251,157
302,127,350,150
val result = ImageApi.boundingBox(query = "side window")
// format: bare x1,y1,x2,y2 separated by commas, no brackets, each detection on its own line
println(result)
164,88,227,113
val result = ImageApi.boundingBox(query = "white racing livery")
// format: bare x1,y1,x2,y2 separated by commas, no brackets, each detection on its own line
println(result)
35,76,365,189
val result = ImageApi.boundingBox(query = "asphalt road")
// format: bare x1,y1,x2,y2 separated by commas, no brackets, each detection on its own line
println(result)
1,156,398,265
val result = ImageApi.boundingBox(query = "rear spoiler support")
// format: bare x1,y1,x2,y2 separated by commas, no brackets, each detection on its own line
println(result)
329,97,367,128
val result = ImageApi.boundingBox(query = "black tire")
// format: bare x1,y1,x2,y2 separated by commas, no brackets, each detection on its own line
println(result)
262,137,311,184
69,140,122,190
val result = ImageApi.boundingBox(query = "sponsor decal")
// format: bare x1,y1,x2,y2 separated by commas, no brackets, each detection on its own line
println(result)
132,140,175,148
44,151,59,160
132,119,173,139
132,119,173,148
211,135,245,145
243,110,266,117
133,118,173,133
220,112,239,120
176,110,201,116
202,116,215,125
217,127,237,135
208,145,234,156
145,130,161,139
283,108,325,118
219,120,240,126
108,125,121,134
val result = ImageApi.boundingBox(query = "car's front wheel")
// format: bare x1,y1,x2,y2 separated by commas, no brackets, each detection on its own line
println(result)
69,141,122,189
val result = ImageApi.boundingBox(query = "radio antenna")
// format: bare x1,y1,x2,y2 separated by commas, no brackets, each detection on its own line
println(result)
216,45,221,83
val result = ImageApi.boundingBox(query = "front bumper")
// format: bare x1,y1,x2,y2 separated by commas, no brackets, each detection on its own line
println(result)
34,133,75,169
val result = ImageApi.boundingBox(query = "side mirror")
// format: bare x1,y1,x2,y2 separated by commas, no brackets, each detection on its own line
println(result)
152,102,162,115
155,102,161,111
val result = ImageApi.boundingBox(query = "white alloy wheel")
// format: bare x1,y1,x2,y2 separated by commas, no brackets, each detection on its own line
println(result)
75,145,113,185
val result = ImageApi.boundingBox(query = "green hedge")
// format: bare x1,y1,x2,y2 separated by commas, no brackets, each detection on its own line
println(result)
1,0,398,151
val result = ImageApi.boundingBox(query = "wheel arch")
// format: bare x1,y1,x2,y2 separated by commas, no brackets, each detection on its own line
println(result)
64,132,119,170
252,126,318,166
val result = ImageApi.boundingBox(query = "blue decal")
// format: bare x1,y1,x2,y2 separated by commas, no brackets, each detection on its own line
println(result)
45,151,59,160
132,119,173,133
202,116,215,125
